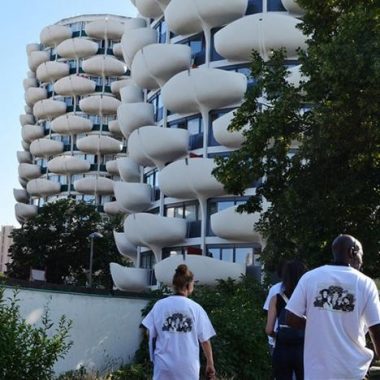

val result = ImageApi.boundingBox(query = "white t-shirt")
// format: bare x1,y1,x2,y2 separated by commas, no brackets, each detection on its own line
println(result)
286,265,380,380
142,295,216,380
263,282,283,347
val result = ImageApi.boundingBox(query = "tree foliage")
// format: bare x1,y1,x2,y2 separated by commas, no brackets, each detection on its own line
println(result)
213,1,380,276
0,287,72,379
7,199,125,287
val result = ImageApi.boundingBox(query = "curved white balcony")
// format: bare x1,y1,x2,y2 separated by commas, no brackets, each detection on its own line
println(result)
15,203,38,221
114,231,137,260
111,79,133,95
165,0,247,35
79,95,121,115
117,157,141,182
114,182,152,213
21,124,45,143
211,205,262,243
112,43,123,59
103,201,125,216
108,120,122,136
20,114,35,126
47,156,90,174
212,110,246,149
128,126,189,169
21,141,30,151
124,17,147,32
13,188,29,203
56,37,99,59
132,0,163,18
54,75,96,96
25,87,47,106
105,160,119,175
131,44,191,89
74,176,114,195
18,177,27,188
110,263,148,292
26,43,40,55
17,151,33,164
18,163,41,180
155,254,245,286
214,13,307,61
33,99,66,120
281,0,305,15
27,178,61,196
82,55,126,77
28,51,50,72
40,24,72,47
120,84,144,103
85,18,125,40
23,77,38,90
76,135,122,155
120,27,157,68
117,102,155,138
161,68,246,114
30,138,64,157
36,61,70,83
51,114,93,135
25,105,33,114
159,158,226,199
124,213,187,256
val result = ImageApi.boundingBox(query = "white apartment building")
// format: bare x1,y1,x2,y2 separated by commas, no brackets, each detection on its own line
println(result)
0,226,14,273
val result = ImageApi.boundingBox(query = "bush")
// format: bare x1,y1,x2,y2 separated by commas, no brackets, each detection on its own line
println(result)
0,286,72,380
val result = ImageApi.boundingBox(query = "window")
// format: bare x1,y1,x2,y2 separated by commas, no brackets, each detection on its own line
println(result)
267,0,287,12
246,0,263,14
165,202,200,221
206,245,258,264
149,92,164,122
224,64,256,88
154,19,168,43
177,34,205,66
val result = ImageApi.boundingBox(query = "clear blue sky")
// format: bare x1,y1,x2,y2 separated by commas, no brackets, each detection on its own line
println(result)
0,0,137,227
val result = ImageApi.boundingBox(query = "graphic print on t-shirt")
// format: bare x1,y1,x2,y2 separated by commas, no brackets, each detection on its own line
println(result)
162,312,193,332
313,284,355,312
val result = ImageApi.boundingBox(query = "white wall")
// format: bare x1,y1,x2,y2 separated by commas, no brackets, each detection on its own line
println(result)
4,286,149,375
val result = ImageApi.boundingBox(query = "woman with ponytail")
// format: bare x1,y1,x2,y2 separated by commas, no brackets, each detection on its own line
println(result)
142,264,216,380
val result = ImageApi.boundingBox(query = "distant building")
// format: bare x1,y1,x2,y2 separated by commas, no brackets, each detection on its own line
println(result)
0,226,14,273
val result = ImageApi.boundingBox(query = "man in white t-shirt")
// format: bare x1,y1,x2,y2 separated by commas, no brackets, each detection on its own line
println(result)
286,234,380,380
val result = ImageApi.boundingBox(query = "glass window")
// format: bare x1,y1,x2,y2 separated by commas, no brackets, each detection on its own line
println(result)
267,0,287,11
185,204,197,221
188,118,202,135
217,201,234,212
174,207,184,218
246,0,263,14
207,247,220,259
221,248,234,262
235,247,253,265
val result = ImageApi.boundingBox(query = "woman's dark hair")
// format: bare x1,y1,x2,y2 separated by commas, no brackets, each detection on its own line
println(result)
282,259,307,297
172,264,194,292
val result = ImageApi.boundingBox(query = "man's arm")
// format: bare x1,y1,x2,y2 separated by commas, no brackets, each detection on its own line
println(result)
201,340,216,379
285,310,306,330
369,324,380,358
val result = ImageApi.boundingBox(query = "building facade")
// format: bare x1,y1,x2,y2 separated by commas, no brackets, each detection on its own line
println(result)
15,14,131,224
0,226,14,273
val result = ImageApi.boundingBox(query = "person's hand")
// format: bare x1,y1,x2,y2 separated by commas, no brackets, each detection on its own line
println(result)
205,364,216,379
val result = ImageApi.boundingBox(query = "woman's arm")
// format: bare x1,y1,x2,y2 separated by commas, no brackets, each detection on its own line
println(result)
201,340,216,379
265,295,278,337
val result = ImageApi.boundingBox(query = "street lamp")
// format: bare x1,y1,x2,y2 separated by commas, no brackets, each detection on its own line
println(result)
88,231,103,288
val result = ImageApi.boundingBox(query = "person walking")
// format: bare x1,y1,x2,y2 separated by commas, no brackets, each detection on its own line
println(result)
286,234,380,380
266,259,307,379
142,264,216,380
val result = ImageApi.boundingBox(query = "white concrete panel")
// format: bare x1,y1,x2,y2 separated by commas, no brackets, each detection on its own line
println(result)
128,126,189,168
54,75,96,96
120,84,144,103
161,68,246,114
40,24,72,47
51,114,93,135
117,102,155,138
212,110,246,149
47,156,91,174
134,0,163,19
159,158,226,199
28,51,50,71
27,178,61,196
114,182,152,213
21,140,31,151
74,177,114,195
105,160,119,175
25,87,47,106
23,77,38,90
36,61,70,83
116,157,141,182
17,151,33,163
121,27,157,68
30,139,64,157
20,114,35,126
155,255,245,286
33,99,67,120
26,43,40,55
111,79,133,96
214,13,307,61
21,124,45,143
18,163,41,180
15,203,38,219
56,38,99,59
113,231,137,261
108,120,123,136
76,135,122,155
110,263,149,291
82,55,127,77
103,201,125,216
13,188,29,203
281,0,305,15
85,18,125,40
18,177,28,188
123,17,147,32
79,95,121,116
131,44,191,89
112,43,123,59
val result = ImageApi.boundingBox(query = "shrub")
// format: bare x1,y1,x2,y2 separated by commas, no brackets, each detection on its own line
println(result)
0,286,72,380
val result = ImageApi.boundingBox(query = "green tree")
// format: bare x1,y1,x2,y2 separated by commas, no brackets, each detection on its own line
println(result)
7,199,125,287
0,287,72,379
213,1,380,276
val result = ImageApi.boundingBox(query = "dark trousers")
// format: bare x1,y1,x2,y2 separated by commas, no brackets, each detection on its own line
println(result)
272,342,304,380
